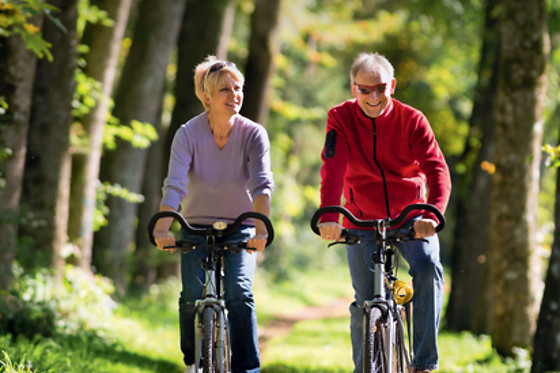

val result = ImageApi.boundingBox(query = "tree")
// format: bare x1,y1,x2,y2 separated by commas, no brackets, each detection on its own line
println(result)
0,5,43,290
68,0,133,271
20,0,79,278
94,0,187,293
532,145,560,371
445,0,499,334
532,6,560,368
489,0,549,355
240,0,282,125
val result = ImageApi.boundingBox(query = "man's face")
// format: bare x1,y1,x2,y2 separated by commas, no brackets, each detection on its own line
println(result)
351,68,396,118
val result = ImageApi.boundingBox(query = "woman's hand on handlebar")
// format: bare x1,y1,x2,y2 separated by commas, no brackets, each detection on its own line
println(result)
319,221,343,241
414,218,437,239
154,231,177,253
247,234,268,252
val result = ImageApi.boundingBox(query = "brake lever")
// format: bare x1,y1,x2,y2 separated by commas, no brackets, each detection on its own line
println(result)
223,241,258,254
327,241,346,248
173,240,197,253
327,231,360,247
390,229,428,243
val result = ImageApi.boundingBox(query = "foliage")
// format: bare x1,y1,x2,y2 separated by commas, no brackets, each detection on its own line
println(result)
0,350,47,373
76,0,113,37
94,181,145,230
0,263,116,341
0,0,57,60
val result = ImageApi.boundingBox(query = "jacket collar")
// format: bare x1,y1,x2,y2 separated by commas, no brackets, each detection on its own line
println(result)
354,98,395,125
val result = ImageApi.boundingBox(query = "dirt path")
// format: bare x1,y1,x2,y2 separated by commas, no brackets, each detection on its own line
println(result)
258,297,351,349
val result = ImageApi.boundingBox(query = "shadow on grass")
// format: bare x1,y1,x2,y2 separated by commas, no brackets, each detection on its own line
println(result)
59,332,183,373
262,363,350,373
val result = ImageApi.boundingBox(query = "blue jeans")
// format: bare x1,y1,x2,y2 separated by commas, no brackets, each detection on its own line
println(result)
179,225,260,373
346,221,443,372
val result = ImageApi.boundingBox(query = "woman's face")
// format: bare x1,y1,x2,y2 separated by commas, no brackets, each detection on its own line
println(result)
206,73,244,115
351,68,395,118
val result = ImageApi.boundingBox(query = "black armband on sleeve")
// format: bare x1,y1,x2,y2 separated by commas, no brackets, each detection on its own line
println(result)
323,129,337,159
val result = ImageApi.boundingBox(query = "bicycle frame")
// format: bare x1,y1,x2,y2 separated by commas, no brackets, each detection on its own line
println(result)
364,218,408,372
193,236,230,372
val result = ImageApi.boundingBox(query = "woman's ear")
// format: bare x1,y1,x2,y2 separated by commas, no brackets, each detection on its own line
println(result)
203,91,212,108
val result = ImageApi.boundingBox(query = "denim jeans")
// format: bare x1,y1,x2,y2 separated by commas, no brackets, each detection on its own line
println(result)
346,221,443,372
178,225,260,373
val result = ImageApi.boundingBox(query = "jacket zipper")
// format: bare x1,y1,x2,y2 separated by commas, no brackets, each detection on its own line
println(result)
372,118,392,218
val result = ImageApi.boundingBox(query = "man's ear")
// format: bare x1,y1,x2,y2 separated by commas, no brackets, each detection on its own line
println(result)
390,78,397,94
350,81,358,99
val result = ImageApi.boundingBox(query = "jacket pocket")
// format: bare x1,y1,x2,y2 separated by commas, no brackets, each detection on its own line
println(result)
349,188,363,218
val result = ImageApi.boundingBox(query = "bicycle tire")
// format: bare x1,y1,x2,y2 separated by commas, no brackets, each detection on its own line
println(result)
215,309,231,373
202,307,215,373
364,306,386,373
393,312,411,373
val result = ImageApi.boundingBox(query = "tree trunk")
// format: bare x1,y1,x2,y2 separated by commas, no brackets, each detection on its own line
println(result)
21,0,78,278
132,102,166,290
95,0,187,294
532,151,560,372
68,0,133,272
489,0,549,356
445,0,499,334
0,20,41,290
240,0,282,125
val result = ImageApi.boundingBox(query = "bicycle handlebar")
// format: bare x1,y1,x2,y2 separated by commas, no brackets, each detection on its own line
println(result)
310,203,445,236
147,210,275,248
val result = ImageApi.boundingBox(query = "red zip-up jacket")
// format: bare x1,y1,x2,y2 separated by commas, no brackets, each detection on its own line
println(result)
320,98,451,229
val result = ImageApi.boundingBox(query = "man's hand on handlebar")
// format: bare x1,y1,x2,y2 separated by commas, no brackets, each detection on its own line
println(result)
319,221,343,241
154,231,177,253
413,219,437,239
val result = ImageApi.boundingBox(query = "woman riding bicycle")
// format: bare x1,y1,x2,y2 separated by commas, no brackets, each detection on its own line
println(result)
317,52,451,373
153,55,273,373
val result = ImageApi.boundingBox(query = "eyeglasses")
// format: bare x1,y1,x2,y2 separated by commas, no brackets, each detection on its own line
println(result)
353,82,388,95
204,61,236,83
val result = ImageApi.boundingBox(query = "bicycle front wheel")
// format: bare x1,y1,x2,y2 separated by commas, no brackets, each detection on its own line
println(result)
202,307,215,373
363,306,386,373
393,309,411,373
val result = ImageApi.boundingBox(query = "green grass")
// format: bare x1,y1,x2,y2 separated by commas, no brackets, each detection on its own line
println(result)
261,316,352,372
1,265,532,372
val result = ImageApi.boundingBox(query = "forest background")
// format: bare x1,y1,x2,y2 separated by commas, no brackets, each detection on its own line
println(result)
1,0,560,371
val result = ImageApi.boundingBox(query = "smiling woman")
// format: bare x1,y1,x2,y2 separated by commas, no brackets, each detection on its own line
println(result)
152,54,274,372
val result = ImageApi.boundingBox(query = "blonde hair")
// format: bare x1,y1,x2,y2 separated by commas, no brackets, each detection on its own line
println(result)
194,55,244,111
350,52,394,82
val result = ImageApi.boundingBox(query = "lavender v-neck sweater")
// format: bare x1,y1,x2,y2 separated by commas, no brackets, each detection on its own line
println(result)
161,112,274,225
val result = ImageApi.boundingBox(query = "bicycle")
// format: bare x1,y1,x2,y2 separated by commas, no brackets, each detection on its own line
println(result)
147,211,274,373
310,203,445,373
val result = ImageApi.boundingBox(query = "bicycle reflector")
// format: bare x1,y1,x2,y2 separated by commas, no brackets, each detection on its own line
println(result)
393,280,413,305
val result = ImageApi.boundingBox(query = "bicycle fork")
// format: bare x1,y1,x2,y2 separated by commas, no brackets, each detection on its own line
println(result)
364,300,395,372
194,267,229,372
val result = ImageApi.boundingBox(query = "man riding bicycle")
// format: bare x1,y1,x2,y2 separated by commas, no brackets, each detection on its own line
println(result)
317,52,452,373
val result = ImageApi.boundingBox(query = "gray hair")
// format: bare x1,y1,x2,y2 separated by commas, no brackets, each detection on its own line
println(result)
350,52,394,82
